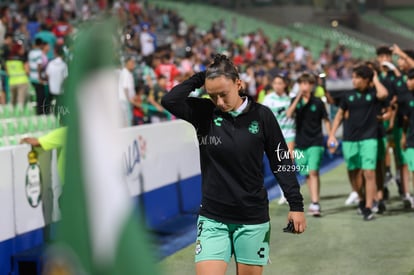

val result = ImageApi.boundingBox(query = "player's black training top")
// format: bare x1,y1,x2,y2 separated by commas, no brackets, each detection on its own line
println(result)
292,95,328,149
161,72,304,224
378,70,396,103
340,88,382,141
393,74,411,128
400,91,414,148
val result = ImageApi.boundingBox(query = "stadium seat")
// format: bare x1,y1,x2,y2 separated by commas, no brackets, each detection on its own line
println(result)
6,121,17,136
0,136,7,147
46,115,56,130
24,104,36,117
17,119,27,135
13,104,24,118
27,117,37,133
385,8,414,29
8,135,18,146
36,116,47,132
1,104,13,119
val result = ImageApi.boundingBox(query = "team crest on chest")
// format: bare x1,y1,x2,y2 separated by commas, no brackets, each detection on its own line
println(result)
248,120,260,134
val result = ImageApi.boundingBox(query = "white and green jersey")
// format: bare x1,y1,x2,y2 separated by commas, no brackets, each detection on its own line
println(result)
28,48,43,83
262,92,295,142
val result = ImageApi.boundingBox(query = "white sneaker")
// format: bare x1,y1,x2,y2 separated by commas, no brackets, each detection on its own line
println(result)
402,195,414,209
308,203,321,217
345,191,359,206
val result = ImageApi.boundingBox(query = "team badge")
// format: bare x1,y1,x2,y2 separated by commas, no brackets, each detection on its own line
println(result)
248,121,260,134
195,240,202,255
214,116,223,126
25,149,42,208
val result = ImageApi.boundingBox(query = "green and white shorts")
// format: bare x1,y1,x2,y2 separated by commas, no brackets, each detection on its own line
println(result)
194,215,271,266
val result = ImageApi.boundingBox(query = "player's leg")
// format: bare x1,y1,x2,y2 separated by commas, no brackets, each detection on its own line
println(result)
195,216,231,275
343,141,362,204
304,146,324,216
236,263,264,275
233,222,270,275
374,137,387,213
360,139,378,220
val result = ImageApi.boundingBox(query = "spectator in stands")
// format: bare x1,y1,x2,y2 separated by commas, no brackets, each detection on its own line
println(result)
45,44,68,115
147,74,168,123
262,74,295,205
328,65,388,220
1,32,12,66
132,82,147,126
286,72,331,217
5,42,30,106
1,32,13,95
161,54,306,275
155,52,180,91
0,7,9,50
29,38,47,114
52,11,73,39
35,23,57,60
139,23,155,61
313,71,335,104
13,17,31,53
256,73,272,103
239,64,256,98
118,56,136,127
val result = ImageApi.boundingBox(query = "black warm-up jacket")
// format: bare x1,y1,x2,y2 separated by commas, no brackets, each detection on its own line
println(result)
161,72,304,224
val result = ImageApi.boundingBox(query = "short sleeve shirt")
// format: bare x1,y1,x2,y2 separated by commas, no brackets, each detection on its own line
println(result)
293,95,328,148
340,88,382,141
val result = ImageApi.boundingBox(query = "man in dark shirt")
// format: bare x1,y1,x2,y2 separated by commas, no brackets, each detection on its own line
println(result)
328,65,388,221
147,74,168,123
287,72,331,217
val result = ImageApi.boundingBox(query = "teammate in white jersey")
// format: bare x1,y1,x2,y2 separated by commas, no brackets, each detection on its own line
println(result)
262,74,295,205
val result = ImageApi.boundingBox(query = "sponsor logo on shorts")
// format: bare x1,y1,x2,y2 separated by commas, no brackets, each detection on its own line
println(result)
257,247,265,258
195,240,202,255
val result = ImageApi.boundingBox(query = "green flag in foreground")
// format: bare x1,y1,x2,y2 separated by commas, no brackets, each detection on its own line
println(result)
43,19,159,275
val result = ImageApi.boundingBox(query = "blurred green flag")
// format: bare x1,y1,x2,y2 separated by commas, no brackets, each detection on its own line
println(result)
43,18,159,275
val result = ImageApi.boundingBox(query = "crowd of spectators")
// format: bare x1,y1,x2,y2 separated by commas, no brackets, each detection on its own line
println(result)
0,0,373,124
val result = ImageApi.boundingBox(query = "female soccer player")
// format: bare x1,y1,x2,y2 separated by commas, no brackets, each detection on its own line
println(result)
161,54,306,275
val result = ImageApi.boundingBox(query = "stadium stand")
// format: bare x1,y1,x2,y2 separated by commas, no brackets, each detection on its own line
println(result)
361,12,414,41
0,103,58,147
384,8,414,29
